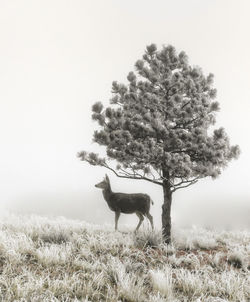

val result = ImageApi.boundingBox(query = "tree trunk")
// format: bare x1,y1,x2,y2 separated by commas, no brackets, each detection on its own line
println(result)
162,175,173,244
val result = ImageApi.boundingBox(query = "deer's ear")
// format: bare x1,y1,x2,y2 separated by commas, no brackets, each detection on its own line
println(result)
105,174,110,182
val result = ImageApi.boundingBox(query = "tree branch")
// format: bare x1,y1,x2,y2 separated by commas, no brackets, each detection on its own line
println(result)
165,82,181,98
181,101,191,109
102,163,163,186
174,176,199,187
120,168,136,177
172,178,199,192
173,116,200,129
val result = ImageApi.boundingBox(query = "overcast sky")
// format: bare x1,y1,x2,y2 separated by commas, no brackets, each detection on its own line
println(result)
0,0,249,229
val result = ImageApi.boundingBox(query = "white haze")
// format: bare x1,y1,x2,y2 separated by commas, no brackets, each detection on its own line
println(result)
0,0,249,229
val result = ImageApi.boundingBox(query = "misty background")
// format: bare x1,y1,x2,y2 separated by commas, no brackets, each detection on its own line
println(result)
0,0,249,230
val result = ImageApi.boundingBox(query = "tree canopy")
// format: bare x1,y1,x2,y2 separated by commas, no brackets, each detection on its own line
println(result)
78,44,240,192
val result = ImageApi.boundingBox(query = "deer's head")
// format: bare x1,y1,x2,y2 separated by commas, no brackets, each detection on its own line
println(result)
95,174,110,189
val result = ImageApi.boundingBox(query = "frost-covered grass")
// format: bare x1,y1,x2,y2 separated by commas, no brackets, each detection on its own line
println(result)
0,213,249,302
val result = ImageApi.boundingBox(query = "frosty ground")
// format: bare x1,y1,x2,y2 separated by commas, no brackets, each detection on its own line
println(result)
0,213,249,302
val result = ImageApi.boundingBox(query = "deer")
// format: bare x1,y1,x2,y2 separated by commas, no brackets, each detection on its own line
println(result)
95,174,154,232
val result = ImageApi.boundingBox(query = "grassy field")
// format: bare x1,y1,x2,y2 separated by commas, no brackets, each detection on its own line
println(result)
0,213,249,302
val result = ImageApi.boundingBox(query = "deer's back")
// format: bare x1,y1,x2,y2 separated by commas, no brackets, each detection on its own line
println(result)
108,192,150,214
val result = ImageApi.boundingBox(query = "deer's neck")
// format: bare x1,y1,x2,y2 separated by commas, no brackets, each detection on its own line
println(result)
102,184,113,203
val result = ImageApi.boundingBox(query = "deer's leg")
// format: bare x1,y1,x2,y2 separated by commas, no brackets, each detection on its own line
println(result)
115,211,120,231
146,213,154,230
135,212,144,232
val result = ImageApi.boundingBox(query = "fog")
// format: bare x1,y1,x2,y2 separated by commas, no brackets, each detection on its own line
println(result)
0,0,249,229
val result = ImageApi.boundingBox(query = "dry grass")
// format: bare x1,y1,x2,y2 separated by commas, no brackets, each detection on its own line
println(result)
0,213,249,301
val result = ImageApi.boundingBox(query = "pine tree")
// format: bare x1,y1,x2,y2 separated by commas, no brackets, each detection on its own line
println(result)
78,44,240,243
